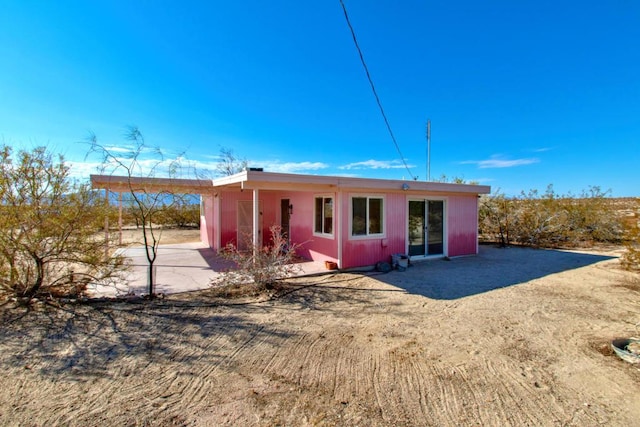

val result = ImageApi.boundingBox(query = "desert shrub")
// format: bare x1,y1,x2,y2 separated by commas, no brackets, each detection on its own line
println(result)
0,145,124,302
621,247,640,272
620,199,640,271
511,186,567,246
114,194,199,229
479,185,624,248
157,199,200,228
479,191,514,247
560,187,623,244
211,225,301,293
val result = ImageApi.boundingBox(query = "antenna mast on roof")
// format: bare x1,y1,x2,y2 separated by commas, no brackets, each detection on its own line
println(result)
426,119,431,181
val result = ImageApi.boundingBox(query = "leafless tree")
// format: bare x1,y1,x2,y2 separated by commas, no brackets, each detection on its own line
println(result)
86,126,199,297
215,147,248,176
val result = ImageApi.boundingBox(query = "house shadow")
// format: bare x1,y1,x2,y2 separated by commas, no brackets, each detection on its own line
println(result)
196,246,235,271
372,245,617,300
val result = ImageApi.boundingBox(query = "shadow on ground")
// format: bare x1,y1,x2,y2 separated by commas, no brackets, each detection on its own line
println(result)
373,245,616,300
0,300,293,379
0,274,378,380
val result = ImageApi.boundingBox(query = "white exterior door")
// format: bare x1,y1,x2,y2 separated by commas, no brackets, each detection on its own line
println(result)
237,200,262,251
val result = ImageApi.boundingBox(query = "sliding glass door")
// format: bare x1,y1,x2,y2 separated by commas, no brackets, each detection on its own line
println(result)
408,200,444,257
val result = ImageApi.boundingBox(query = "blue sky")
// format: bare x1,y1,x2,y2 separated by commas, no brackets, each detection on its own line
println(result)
1,1,638,196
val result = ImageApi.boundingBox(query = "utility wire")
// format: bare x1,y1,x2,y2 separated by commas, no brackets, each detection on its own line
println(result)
339,0,416,180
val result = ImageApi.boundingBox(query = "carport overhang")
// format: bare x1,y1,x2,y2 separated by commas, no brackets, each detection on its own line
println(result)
90,174,213,194
90,174,214,249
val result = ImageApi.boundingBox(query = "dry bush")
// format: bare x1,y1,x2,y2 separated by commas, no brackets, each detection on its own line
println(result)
620,240,640,272
480,185,624,248
157,201,200,228
479,192,513,247
211,225,301,294
0,145,124,302
617,276,640,292
620,199,640,271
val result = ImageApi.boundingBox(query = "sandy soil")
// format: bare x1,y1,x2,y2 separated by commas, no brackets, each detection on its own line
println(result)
110,227,202,247
1,245,639,426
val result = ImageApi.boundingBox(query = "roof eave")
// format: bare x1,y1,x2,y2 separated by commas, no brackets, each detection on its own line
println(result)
215,171,490,195
90,174,213,194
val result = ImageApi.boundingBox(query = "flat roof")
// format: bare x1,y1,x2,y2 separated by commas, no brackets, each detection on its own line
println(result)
90,175,212,194
213,170,491,195
91,171,490,195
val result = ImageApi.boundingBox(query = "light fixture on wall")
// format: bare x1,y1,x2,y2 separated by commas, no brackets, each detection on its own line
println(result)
402,183,410,191
288,204,293,215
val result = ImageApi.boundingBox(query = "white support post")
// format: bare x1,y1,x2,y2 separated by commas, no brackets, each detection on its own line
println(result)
214,193,221,250
252,189,260,251
337,190,343,269
104,188,110,258
118,191,123,246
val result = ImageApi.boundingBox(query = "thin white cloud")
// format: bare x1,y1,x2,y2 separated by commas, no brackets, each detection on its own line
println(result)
100,144,135,154
471,177,495,184
461,156,539,169
69,155,330,179
69,156,213,180
338,159,412,170
258,160,329,173
143,155,329,175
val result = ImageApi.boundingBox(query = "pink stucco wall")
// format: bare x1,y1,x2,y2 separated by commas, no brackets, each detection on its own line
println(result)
219,192,240,247
446,195,480,257
203,189,481,268
287,191,338,261
207,190,338,261
340,192,406,269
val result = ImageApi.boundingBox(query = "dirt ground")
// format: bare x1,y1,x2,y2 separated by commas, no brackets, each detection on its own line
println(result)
110,227,202,247
1,244,639,426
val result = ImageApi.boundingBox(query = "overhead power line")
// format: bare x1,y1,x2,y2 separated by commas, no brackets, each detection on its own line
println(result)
339,0,416,181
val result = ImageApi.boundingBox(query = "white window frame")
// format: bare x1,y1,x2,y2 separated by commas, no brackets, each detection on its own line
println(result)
349,195,385,239
313,194,335,238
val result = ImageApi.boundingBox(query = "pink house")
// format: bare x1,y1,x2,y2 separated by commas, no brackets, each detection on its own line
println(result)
201,170,490,269
92,171,490,269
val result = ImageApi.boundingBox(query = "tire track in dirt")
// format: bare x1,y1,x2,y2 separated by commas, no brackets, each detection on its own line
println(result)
374,349,570,426
2,249,640,426
376,346,435,424
482,359,563,426
483,360,540,425
230,316,610,427
133,322,273,421
3,306,274,426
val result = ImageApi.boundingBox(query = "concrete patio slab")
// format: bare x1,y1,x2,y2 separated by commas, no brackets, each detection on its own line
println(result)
87,242,329,297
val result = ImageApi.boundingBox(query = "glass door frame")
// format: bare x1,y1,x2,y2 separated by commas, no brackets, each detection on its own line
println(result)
406,197,447,260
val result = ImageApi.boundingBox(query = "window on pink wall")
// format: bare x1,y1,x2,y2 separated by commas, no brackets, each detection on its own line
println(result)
351,196,384,237
314,196,333,236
